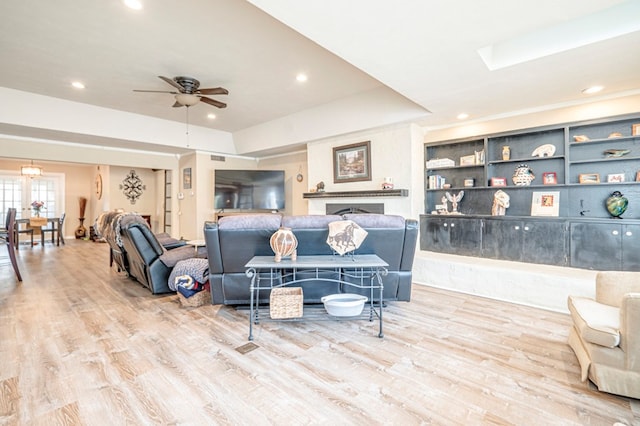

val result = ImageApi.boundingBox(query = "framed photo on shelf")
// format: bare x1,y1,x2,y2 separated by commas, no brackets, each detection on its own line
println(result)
636,171,640,182
579,173,600,184
490,177,507,187
633,123,640,136
531,191,560,217
183,167,192,189
333,141,371,183
607,173,625,183
460,154,475,166
542,172,557,185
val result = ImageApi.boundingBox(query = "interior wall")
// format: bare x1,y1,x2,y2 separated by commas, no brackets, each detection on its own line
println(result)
257,151,308,216
177,153,197,240
306,123,418,218
175,153,258,240
108,165,157,224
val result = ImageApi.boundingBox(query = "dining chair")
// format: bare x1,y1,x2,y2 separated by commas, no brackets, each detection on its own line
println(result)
0,208,23,281
14,218,34,249
41,213,66,246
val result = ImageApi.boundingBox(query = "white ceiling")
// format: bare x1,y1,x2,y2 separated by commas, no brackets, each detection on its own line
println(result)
1,0,639,156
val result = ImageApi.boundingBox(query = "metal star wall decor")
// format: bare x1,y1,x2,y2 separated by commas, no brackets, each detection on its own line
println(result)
120,169,146,204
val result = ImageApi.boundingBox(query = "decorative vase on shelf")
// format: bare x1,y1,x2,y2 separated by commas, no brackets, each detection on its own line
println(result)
270,227,298,262
606,191,628,218
502,146,511,161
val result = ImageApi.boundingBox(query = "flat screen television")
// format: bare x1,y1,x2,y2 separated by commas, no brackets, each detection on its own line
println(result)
214,169,285,211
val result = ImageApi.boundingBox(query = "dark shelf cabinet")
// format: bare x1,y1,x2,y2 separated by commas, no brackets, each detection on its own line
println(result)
570,222,640,271
482,218,567,266
420,216,482,256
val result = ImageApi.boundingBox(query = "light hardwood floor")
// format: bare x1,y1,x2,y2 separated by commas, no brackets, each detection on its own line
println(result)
0,240,638,425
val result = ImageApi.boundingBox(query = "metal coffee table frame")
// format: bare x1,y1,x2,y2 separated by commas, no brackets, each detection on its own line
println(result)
245,254,388,341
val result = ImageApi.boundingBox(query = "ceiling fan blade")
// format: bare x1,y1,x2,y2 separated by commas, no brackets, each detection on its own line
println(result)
172,101,184,108
197,87,229,95
133,89,179,94
158,75,185,92
200,96,227,109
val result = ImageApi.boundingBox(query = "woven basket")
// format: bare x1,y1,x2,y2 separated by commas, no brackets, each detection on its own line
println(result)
178,289,211,308
270,287,303,319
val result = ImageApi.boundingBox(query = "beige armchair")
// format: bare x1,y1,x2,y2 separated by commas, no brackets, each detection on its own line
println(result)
568,271,640,399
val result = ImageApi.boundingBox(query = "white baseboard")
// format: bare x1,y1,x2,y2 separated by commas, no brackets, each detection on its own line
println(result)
412,251,597,313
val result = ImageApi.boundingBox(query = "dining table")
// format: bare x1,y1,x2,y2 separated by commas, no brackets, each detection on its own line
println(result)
27,217,62,246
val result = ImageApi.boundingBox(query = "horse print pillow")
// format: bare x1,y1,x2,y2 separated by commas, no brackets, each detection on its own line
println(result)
326,220,368,255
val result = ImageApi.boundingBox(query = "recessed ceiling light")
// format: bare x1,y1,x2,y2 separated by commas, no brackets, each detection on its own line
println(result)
123,0,143,10
457,113,469,120
296,73,308,82
71,81,85,89
207,113,216,120
582,86,603,95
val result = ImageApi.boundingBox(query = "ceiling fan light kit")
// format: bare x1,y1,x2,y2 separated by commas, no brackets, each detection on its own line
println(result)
134,75,228,109
175,93,200,106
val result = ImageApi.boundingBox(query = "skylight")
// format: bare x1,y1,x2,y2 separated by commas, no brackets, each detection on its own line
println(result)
478,1,640,70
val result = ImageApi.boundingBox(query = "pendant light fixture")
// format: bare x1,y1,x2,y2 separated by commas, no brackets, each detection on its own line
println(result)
20,160,43,178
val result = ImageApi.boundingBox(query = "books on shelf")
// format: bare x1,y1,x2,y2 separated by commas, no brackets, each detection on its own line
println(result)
428,175,446,189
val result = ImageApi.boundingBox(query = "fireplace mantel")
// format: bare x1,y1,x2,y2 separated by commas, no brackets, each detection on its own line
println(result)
303,189,408,199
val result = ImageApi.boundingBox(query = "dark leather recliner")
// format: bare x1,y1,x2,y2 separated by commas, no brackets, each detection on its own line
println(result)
95,211,186,276
120,222,200,294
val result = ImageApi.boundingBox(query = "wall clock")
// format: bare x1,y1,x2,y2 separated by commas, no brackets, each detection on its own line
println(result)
95,173,103,200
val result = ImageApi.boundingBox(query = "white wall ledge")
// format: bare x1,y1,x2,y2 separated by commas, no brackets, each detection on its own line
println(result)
412,250,597,313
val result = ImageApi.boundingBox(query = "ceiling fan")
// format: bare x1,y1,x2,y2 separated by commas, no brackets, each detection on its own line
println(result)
134,76,228,108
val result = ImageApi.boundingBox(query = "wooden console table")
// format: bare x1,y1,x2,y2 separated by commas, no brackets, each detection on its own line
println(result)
245,254,388,341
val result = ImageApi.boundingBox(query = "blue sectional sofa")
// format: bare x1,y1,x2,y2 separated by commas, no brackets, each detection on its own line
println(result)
203,213,418,305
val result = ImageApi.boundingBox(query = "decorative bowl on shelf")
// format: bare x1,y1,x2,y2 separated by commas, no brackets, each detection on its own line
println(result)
321,293,368,317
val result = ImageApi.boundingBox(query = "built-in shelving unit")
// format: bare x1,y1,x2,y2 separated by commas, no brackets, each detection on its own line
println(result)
421,113,640,271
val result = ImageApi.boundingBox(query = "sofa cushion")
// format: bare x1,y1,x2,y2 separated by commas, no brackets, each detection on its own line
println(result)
282,215,342,229
159,245,198,268
343,214,405,228
218,214,282,230
568,295,620,348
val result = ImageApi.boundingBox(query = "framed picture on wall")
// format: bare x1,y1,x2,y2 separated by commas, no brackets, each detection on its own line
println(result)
333,141,371,183
183,167,192,189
